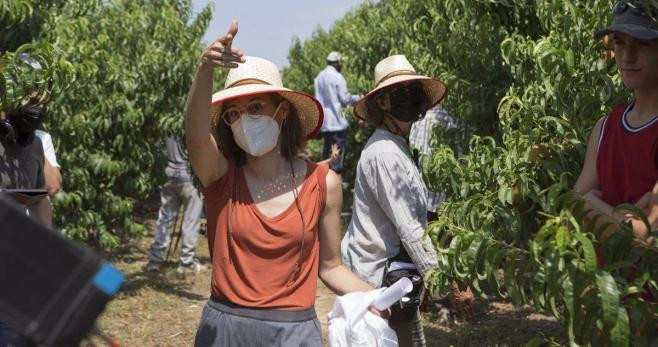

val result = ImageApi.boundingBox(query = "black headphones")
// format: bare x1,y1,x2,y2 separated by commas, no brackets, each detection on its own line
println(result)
0,118,18,144
0,105,47,144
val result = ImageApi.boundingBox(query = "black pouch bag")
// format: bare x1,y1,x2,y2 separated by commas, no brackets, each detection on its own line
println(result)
381,246,424,324
0,198,123,346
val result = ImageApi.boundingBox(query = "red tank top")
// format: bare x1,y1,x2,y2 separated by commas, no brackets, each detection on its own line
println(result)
596,103,658,206
201,161,329,310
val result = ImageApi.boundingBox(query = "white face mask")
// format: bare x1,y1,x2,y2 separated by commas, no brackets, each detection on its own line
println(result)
230,104,282,157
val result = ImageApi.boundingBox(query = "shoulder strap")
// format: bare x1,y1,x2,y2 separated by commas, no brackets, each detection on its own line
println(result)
314,162,330,212
597,103,630,153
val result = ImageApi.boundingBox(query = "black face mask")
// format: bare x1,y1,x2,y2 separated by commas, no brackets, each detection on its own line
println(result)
388,83,428,122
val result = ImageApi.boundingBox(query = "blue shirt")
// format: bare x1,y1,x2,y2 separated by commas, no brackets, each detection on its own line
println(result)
314,65,360,132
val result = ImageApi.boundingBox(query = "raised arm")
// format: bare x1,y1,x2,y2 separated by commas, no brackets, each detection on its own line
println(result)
185,21,245,187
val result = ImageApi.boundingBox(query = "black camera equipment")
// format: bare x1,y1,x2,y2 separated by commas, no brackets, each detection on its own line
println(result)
0,198,123,346
381,248,425,324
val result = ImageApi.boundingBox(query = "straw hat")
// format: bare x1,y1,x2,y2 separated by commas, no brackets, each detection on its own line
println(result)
354,55,447,121
211,56,323,139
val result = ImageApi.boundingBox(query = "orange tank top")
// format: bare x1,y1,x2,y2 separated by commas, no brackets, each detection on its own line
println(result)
201,161,329,310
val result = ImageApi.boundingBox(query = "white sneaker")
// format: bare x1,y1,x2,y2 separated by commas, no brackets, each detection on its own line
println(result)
176,259,206,274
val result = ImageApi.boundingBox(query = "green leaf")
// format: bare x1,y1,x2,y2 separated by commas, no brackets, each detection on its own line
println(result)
556,225,568,255
595,270,620,329
573,232,597,277
609,306,629,347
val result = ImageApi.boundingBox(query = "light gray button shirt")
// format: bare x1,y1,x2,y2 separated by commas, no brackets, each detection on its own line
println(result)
341,128,439,288
409,105,458,212
314,65,360,132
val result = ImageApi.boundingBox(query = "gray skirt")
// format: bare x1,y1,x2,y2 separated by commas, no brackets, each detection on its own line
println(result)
194,297,323,347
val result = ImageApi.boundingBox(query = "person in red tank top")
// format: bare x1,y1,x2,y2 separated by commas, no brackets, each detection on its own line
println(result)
184,21,386,347
575,1,658,247
574,2,658,337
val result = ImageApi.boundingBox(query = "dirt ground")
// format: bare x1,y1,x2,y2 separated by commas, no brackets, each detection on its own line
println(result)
85,207,566,346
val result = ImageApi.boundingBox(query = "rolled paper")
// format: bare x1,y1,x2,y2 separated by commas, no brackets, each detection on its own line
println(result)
372,277,413,311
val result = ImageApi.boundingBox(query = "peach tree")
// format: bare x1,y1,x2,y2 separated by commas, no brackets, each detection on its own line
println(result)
284,0,658,344
1,0,211,249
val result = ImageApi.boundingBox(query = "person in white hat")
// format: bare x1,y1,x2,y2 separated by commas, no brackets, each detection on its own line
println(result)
341,54,448,346
313,51,360,179
184,21,385,346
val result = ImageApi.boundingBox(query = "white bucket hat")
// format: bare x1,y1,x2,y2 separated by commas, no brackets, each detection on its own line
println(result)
354,55,447,121
327,51,342,62
211,56,323,139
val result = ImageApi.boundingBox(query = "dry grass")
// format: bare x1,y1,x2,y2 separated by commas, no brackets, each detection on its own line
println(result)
86,215,565,346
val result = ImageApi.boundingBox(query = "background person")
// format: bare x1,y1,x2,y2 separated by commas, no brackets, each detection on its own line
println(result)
146,136,205,274
341,54,445,347
409,104,473,320
0,55,50,346
314,51,360,179
35,129,62,198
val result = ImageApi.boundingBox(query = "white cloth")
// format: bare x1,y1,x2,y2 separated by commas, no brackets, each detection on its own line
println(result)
341,129,438,288
328,289,398,347
314,65,360,132
35,130,59,168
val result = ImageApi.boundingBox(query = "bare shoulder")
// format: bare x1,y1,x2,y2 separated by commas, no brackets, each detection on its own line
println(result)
324,168,343,207
591,116,607,137
325,168,341,191
584,116,608,149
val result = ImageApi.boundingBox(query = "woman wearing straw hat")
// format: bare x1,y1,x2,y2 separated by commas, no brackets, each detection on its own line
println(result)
341,55,447,346
185,21,384,346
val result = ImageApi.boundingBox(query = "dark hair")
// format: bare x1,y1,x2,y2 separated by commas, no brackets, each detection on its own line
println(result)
364,89,387,126
215,93,305,166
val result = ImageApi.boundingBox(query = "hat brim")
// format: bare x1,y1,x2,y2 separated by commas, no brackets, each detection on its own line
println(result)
353,75,448,122
211,84,323,140
595,24,658,40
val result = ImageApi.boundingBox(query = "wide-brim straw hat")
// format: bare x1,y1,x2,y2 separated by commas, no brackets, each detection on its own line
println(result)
354,55,447,121
211,56,323,139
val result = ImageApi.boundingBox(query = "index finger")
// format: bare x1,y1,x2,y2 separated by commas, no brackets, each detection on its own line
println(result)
214,20,239,46
224,20,239,46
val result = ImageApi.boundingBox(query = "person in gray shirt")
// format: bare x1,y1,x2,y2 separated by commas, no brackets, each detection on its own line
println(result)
341,55,447,347
147,136,204,273
0,53,51,226
0,105,49,226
